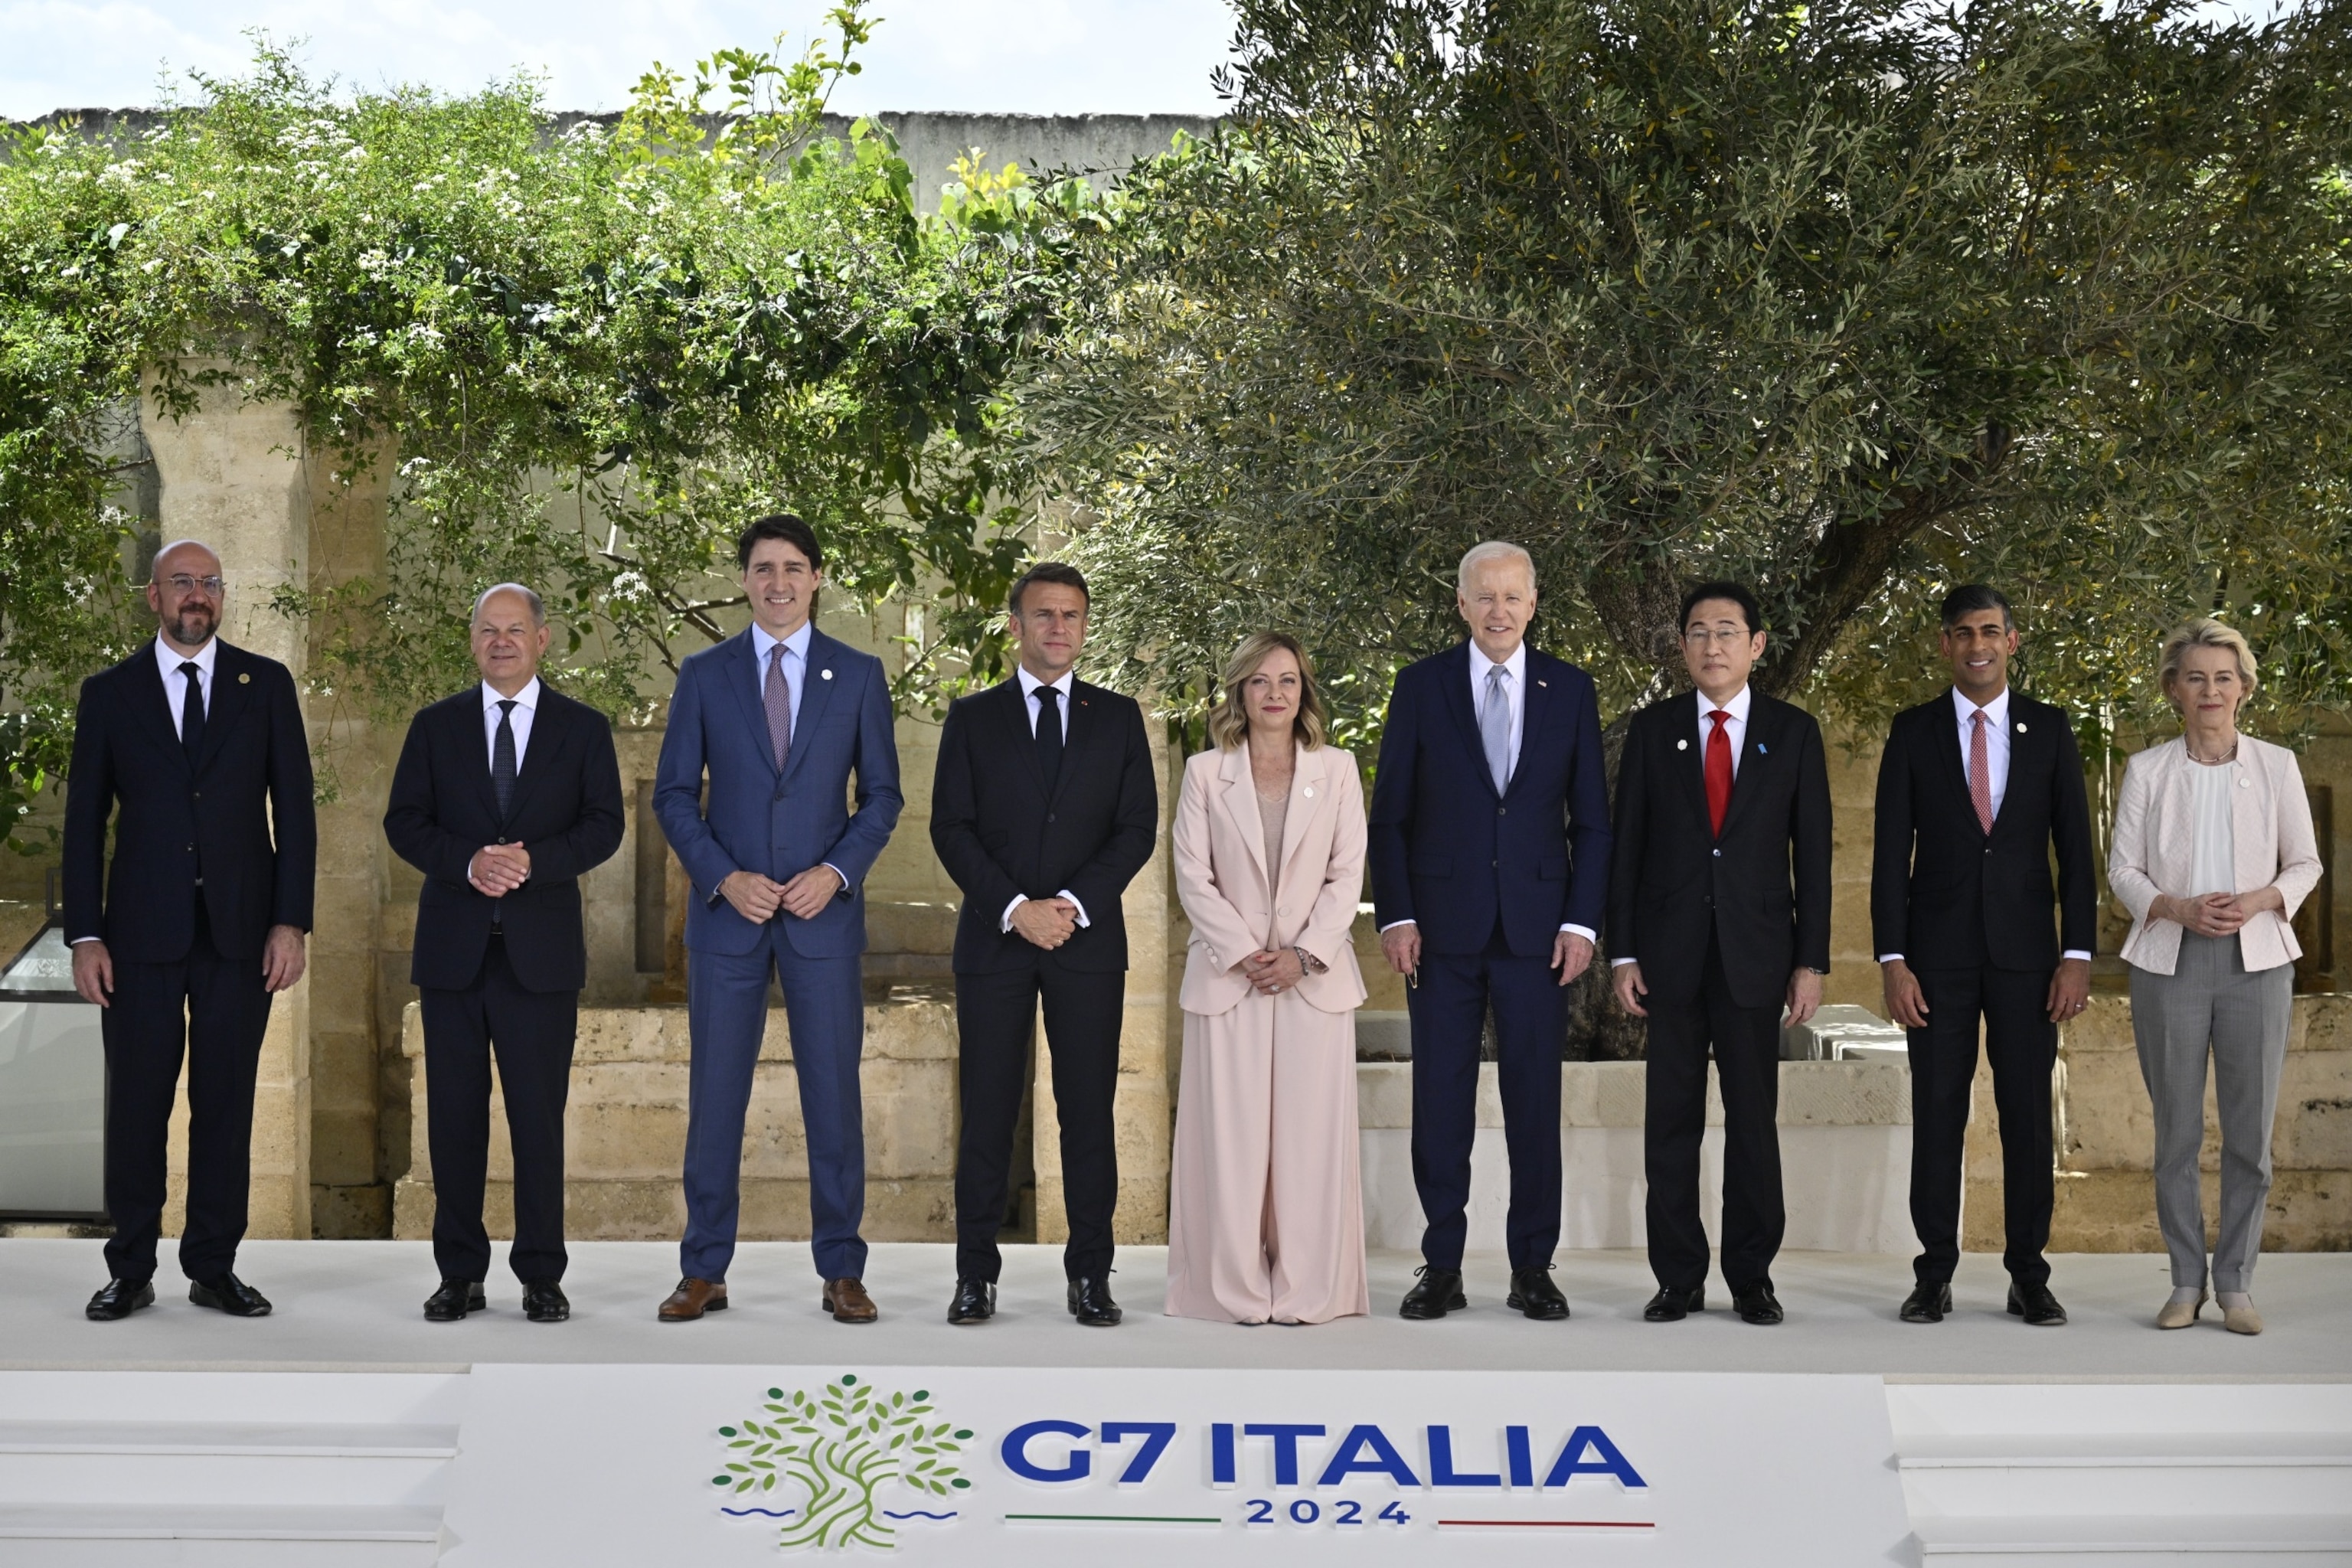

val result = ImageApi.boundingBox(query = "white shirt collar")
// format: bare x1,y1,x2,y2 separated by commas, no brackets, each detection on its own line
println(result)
1952,684,2011,727
1701,684,1753,723
751,619,813,665
1017,663,1075,701
1474,640,1528,685
154,635,217,679
482,675,542,714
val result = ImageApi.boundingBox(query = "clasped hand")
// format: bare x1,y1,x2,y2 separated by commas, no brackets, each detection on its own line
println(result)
1242,947,1305,994
2159,890,2277,939
469,841,531,897
720,865,844,923
1010,896,1079,950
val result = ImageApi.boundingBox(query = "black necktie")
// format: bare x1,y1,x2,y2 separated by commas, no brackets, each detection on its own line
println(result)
1034,684,1063,798
178,662,204,763
492,699,518,818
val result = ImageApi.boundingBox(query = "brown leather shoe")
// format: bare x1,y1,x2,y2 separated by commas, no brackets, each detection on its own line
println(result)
822,1277,878,1324
658,1277,727,1322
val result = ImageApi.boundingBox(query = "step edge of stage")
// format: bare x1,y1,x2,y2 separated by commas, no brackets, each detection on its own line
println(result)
0,1503,444,1542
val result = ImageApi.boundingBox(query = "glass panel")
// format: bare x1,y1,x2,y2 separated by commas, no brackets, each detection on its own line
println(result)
0,997,106,1215
0,925,78,993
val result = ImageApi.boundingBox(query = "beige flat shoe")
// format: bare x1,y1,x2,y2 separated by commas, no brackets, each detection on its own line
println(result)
2222,1301,2264,1336
2155,1292,2206,1330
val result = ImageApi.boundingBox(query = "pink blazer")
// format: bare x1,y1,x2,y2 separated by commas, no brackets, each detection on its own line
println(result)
1174,740,1370,1017
2108,734,2322,976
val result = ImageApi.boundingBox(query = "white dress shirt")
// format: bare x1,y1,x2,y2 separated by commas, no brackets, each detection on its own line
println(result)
1879,684,2089,964
156,635,217,740
750,619,812,734
1383,639,1593,944
1614,685,1753,968
479,676,541,770
1002,663,1089,933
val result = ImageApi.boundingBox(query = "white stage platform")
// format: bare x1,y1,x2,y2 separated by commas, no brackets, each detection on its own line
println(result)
2,1243,2347,1567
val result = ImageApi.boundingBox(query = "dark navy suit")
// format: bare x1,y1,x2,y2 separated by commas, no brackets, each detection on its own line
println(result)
653,624,902,1282
1368,640,1611,1271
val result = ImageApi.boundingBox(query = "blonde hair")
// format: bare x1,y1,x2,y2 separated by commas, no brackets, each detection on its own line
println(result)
1207,632,1329,751
2158,617,2259,712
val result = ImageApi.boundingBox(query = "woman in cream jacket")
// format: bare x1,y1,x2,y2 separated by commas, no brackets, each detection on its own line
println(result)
2109,618,2321,1335
1165,632,1370,1324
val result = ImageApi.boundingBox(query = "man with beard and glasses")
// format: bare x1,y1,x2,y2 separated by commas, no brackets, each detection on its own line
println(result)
66,540,316,1321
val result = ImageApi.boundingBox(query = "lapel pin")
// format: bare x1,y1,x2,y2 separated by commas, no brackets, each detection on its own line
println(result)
1303,786,1315,799
821,668,834,681
2016,722,2027,733
237,672,250,684
1677,739,1688,751
1537,679,1548,688
1757,743,1769,755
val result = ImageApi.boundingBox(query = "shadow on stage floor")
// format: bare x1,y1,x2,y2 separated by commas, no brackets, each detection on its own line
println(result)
2,1241,2346,1380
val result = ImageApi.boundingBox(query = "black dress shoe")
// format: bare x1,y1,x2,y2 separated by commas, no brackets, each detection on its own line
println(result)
188,1272,272,1317
1067,1276,1122,1327
947,1278,995,1325
86,1278,155,1321
1505,1267,1570,1321
2007,1281,2067,1327
1643,1284,1705,1321
521,1280,570,1323
1400,1266,1467,1320
423,1279,486,1321
1732,1286,1784,1325
1900,1282,1952,1324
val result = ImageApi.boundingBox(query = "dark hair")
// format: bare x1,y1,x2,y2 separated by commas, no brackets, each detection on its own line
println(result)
1008,561,1089,618
736,513,823,573
1679,580,1764,635
1939,583,2013,631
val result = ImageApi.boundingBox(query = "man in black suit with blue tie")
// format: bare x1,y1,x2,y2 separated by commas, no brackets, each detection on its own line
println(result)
67,539,316,1321
384,583,625,1323
1369,541,1612,1321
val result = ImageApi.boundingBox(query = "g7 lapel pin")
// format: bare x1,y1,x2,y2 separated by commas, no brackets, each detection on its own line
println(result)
237,672,250,684
1677,739,1688,750
821,668,834,681
2016,722,2027,733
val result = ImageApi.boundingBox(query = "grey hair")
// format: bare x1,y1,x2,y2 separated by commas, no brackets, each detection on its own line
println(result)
472,582,546,627
1456,540,1536,596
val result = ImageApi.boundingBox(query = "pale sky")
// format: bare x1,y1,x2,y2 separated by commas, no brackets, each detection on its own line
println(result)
0,0,1241,120
1,0,2289,122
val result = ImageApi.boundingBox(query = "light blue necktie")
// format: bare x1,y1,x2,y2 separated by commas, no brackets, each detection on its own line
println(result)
1481,665,1512,793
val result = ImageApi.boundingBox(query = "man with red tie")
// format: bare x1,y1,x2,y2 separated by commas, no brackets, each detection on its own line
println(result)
1872,585,2096,1327
1608,583,1832,1326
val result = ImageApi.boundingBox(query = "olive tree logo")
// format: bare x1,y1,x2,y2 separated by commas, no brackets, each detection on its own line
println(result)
711,1373,973,1550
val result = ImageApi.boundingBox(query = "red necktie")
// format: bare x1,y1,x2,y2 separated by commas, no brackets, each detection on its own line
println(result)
1705,709,1733,837
1968,709,1994,835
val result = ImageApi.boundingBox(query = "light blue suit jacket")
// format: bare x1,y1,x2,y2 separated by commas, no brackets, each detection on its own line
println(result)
653,625,903,958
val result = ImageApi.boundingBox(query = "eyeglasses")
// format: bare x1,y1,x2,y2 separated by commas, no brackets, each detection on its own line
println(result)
1681,626,1751,647
162,573,226,597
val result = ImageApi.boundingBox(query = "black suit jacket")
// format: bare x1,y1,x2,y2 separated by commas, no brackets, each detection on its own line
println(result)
1606,690,1834,1010
383,684,626,994
64,640,315,962
1870,689,2097,972
929,676,1159,974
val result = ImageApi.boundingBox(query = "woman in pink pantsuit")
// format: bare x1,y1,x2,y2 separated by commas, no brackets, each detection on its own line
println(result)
1166,632,1370,1325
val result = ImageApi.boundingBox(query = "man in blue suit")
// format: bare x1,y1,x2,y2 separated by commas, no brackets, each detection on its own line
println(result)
652,514,903,1324
1369,541,1612,1321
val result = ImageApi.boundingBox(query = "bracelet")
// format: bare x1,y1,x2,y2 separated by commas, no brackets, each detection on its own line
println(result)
1292,945,1326,975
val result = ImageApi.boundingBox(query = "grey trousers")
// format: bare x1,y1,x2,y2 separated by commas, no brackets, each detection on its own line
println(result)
2128,933,2293,1292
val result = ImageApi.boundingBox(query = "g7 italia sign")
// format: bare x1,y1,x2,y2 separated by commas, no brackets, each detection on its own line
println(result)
442,1365,1913,1566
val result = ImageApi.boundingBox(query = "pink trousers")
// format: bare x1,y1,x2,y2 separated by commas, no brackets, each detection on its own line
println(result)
1164,990,1368,1325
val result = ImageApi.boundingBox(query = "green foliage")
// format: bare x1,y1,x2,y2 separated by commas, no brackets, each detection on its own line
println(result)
1028,0,2352,746
0,4,1104,804
712,1373,971,1550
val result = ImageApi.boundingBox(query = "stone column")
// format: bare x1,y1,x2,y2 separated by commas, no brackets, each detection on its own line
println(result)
1034,710,1175,1248
139,365,313,1243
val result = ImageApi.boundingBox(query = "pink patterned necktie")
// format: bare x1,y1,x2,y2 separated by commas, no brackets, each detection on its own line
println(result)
1968,709,1994,835
765,644,792,772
